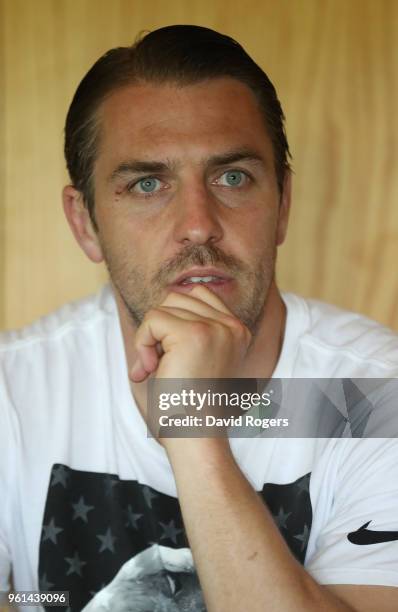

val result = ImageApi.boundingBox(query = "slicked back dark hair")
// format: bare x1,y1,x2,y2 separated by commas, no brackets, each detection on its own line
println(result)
64,25,291,230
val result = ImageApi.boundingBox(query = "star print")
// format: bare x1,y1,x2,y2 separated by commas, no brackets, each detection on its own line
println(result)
65,551,86,577
39,572,54,590
42,517,63,544
125,505,143,530
97,527,117,553
72,496,95,523
159,520,184,544
104,476,118,497
50,465,69,488
296,475,310,494
273,507,291,530
293,524,310,552
143,485,157,509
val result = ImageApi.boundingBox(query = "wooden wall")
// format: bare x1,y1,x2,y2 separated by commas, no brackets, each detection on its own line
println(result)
1,0,398,331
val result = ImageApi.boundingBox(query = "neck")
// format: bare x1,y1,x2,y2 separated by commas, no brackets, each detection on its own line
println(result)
240,279,286,378
113,279,286,415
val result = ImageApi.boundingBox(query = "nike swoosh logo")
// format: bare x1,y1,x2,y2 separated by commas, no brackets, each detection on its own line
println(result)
348,521,398,545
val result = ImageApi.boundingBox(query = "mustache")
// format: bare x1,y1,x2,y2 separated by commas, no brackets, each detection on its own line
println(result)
152,244,248,286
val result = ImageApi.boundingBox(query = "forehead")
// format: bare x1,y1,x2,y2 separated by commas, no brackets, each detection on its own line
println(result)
95,78,273,171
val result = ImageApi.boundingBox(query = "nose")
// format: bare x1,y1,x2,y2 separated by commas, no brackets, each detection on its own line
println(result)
172,182,224,246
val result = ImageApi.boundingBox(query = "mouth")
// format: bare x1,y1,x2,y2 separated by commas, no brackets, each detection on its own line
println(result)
168,268,234,293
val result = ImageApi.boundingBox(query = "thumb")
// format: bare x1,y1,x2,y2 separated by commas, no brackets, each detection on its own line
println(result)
129,344,160,383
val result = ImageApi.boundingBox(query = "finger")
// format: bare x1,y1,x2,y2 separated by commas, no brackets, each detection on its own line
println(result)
131,309,193,381
186,284,232,314
158,305,219,322
129,360,150,383
130,343,160,383
134,309,193,353
186,286,252,342
163,286,232,319
130,306,209,382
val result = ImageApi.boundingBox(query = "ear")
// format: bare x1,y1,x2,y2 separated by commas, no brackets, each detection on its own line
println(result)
276,170,292,246
62,185,104,263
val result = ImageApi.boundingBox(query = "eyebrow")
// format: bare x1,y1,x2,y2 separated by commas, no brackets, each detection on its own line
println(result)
109,160,171,182
108,147,266,183
206,148,265,168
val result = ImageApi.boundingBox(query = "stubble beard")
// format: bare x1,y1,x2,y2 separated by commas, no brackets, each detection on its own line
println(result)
102,243,276,336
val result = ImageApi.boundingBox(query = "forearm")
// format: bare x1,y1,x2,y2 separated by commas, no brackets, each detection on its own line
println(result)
165,439,355,612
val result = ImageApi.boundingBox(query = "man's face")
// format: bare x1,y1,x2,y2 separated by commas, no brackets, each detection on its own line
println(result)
91,78,289,333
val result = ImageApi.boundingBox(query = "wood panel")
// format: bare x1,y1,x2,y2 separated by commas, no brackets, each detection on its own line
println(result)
0,0,5,329
1,0,397,330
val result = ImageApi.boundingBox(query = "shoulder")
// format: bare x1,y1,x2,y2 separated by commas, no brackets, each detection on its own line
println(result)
0,284,115,356
0,284,119,442
0,284,118,396
283,293,398,376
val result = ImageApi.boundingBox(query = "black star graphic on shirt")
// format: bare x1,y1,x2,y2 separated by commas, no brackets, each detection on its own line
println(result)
125,504,143,530
65,551,86,577
143,485,157,509
42,517,63,544
97,527,117,553
159,520,183,544
104,476,119,497
296,477,310,495
51,465,69,488
273,507,292,530
294,524,310,552
39,572,54,591
71,496,95,523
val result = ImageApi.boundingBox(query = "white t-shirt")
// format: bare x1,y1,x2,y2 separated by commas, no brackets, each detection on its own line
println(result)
1,285,398,611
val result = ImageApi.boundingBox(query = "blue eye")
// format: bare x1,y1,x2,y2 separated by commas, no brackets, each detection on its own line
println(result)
219,170,245,187
135,177,161,193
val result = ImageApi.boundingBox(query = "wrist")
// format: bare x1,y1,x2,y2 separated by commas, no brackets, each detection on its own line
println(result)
162,435,233,466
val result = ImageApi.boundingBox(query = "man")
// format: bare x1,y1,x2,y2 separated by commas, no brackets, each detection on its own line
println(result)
1,24,397,612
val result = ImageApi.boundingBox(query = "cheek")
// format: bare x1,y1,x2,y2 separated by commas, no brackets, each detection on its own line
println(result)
95,202,142,253
230,204,278,254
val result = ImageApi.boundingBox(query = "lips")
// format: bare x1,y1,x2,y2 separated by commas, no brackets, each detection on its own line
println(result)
180,275,223,285
166,268,234,296
171,268,232,286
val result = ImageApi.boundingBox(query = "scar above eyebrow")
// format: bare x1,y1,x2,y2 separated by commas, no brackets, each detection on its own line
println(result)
247,551,258,561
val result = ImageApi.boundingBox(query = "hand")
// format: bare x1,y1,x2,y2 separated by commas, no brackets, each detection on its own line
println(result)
129,285,251,382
